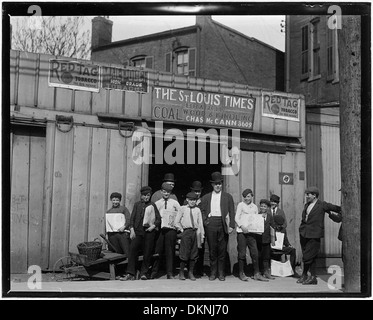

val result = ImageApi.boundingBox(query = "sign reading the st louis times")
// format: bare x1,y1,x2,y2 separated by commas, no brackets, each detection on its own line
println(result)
48,59,100,92
101,66,148,93
262,94,300,121
152,86,256,130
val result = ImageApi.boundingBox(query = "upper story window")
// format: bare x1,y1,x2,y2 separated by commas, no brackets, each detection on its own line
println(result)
301,25,309,79
311,18,321,78
124,55,154,69
326,15,339,83
301,18,321,82
176,50,189,75
165,47,196,76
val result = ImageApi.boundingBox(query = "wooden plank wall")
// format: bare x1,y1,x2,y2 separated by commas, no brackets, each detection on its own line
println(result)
10,50,307,272
11,127,46,273
226,149,306,268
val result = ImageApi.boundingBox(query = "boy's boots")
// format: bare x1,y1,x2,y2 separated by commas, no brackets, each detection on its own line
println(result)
238,260,249,281
188,260,196,281
263,261,275,280
179,261,186,280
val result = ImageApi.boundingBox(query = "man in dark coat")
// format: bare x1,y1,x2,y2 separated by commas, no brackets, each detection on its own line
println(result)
297,186,341,285
200,172,235,281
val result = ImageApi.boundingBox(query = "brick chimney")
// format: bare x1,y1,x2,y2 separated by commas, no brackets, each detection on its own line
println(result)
91,16,113,49
195,15,212,27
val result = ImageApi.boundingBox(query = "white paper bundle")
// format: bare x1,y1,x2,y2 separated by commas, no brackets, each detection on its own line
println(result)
161,209,177,229
271,232,285,250
105,213,125,232
143,205,156,226
242,214,264,233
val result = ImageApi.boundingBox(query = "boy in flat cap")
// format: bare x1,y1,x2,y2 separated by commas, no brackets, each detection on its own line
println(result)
105,192,131,256
235,189,268,281
256,199,276,280
270,194,287,229
298,186,341,285
175,192,205,281
151,182,181,279
120,186,161,281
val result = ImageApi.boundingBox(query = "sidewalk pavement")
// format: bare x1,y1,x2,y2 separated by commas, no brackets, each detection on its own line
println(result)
7,272,344,297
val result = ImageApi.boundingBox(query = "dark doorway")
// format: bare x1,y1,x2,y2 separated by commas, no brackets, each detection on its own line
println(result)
148,136,221,205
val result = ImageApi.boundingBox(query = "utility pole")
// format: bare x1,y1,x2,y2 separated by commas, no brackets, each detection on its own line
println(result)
338,15,361,292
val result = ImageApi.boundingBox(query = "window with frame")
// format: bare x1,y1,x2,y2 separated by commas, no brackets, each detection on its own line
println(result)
127,55,154,69
311,18,320,77
301,25,309,79
165,47,196,76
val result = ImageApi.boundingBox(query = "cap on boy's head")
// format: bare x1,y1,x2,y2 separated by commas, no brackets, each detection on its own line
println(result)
260,199,271,207
274,215,285,226
190,181,203,191
210,172,223,183
242,188,253,198
140,186,152,195
186,191,198,200
163,173,176,183
305,186,319,197
161,182,173,192
270,194,280,203
110,192,122,200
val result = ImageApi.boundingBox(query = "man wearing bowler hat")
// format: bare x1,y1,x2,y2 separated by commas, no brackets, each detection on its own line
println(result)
297,186,341,285
151,173,179,203
200,172,235,281
270,194,287,229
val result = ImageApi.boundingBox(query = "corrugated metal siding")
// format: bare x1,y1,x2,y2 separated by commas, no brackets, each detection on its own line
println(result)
306,122,341,257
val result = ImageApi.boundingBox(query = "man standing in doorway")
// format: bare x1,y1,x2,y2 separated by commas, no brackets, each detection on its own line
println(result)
298,186,341,285
151,173,178,203
200,172,235,281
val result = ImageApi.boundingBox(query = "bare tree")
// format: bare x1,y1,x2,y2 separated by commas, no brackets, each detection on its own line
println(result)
11,16,91,60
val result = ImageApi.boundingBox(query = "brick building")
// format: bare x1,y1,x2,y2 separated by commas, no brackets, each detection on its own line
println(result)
91,16,284,91
285,15,342,264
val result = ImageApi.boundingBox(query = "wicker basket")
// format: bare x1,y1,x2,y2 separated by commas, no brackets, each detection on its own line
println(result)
77,241,103,261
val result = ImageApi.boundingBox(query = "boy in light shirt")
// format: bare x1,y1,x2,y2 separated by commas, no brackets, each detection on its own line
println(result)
235,189,268,282
175,192,205,281
151,182,181,279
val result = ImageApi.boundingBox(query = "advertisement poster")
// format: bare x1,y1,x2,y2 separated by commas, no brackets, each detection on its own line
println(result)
101,66,149,93
48,59,100,92
152,86,256,130
262,93,300,121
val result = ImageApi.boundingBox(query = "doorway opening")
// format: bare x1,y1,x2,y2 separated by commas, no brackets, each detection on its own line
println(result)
148,136,222,204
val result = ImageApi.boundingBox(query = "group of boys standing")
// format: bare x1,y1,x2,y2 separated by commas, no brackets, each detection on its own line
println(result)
105,171,341,285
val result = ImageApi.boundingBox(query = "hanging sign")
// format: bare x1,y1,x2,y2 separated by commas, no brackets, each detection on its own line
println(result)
262,94,300,121
48,59,100,92
279,173,294,185
152,86,256,130
101,66,149,93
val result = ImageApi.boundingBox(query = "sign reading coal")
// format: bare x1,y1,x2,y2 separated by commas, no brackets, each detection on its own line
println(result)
262,94,300,122
48,59,100,92
101,66,148,93
152,87,256,130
